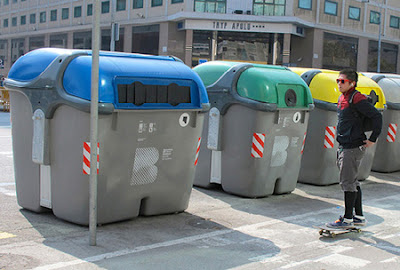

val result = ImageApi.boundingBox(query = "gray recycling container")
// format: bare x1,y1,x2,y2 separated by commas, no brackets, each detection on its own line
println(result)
5,48,209,225
193,61,314,197
364,73,400,172
290,68,386,185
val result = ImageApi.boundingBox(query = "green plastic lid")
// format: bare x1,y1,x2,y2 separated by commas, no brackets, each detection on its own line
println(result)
194,61,313,108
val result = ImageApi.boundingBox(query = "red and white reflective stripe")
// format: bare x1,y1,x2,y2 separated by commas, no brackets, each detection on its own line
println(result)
194,137,201,166
301,132,307,154
324,126,336,149
83,142,99,175
251,133,265,158
387,123,397,143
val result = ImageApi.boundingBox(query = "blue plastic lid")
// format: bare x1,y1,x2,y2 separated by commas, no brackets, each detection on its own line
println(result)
8,48,70,81
8,49,209,110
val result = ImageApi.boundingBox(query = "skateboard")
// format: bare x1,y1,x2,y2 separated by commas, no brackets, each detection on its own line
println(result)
313,225,361,238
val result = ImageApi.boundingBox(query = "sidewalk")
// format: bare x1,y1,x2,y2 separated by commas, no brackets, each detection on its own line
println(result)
0,123,399,269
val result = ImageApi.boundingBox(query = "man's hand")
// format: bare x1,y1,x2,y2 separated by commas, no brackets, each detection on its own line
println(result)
364,140,375,148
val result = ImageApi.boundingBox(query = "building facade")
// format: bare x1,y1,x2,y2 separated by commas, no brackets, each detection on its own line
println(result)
0,0,399,76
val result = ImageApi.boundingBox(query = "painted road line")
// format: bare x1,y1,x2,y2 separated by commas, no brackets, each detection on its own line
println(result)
0,187,16,196
368,175,400,187
0,232,16,240
249,254,290,263
250,229,352,266
0,151,13,158
381,257,400,263
0,182,14,187
31,229,233,270
31,207,339,270
281,258,314,269
315,254,370,268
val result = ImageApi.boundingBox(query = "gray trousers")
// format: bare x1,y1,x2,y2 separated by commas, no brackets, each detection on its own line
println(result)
336,146,366,192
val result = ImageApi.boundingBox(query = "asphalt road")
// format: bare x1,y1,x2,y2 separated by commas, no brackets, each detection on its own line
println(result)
0,111,399,270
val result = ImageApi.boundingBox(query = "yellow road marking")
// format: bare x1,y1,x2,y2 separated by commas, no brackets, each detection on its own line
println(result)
0,232,16,239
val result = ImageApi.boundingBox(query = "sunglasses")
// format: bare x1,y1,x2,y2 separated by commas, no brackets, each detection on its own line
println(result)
336,79,351,84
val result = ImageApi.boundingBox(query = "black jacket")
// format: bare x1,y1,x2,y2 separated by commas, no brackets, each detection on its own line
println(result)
337,88,382,149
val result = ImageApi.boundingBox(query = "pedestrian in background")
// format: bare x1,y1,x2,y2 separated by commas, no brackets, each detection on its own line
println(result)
328,69,382,228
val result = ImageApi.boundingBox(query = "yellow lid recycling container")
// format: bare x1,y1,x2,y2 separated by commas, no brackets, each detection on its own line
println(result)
289,67,386,185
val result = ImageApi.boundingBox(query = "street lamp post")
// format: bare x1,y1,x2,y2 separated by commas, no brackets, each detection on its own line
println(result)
110,0,115,51
89,0,101,246
377,2,382,73
363,0,383,72
376,10,382,73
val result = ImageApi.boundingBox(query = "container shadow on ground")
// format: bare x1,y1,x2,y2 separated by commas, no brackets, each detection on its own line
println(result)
194,178,400,261
193,175,394,231
315,227,400,258
19,208,280,270
357,235,400,257
5,174,397,270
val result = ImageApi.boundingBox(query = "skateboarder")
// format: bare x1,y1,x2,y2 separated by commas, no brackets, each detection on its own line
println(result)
327,69,382,229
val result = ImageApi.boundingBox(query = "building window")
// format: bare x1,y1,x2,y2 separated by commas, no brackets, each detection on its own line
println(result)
192,31,211,66
30,14,36,24
74,6,82,18
298,0,311,10
4,0,9,5
40,11,46,23
51,10,57,21
172,0,183,3
390,15,399,29
348,6,360,21
12,0,16,3
0,40,6,50
0,40,8,70
324,0,337,16
50,34,68,48
253,0,285,16
12,17,17,26
20,15,26,25
151,0,162,7
370,11,380,24
101,28,125,51
73,31,92,49
87,4,93,16
133,0,143,9
323,32,358,70
102,1,110,13
11,38,25,64
368,41,398,73
3,19,9,28
194,0,226,13
29,36,45,51
132,25,160,55
117,0,126,11
62,8,69,20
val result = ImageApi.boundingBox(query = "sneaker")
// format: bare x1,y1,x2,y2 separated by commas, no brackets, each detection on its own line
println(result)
327,216,355,229
353,216,367,226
